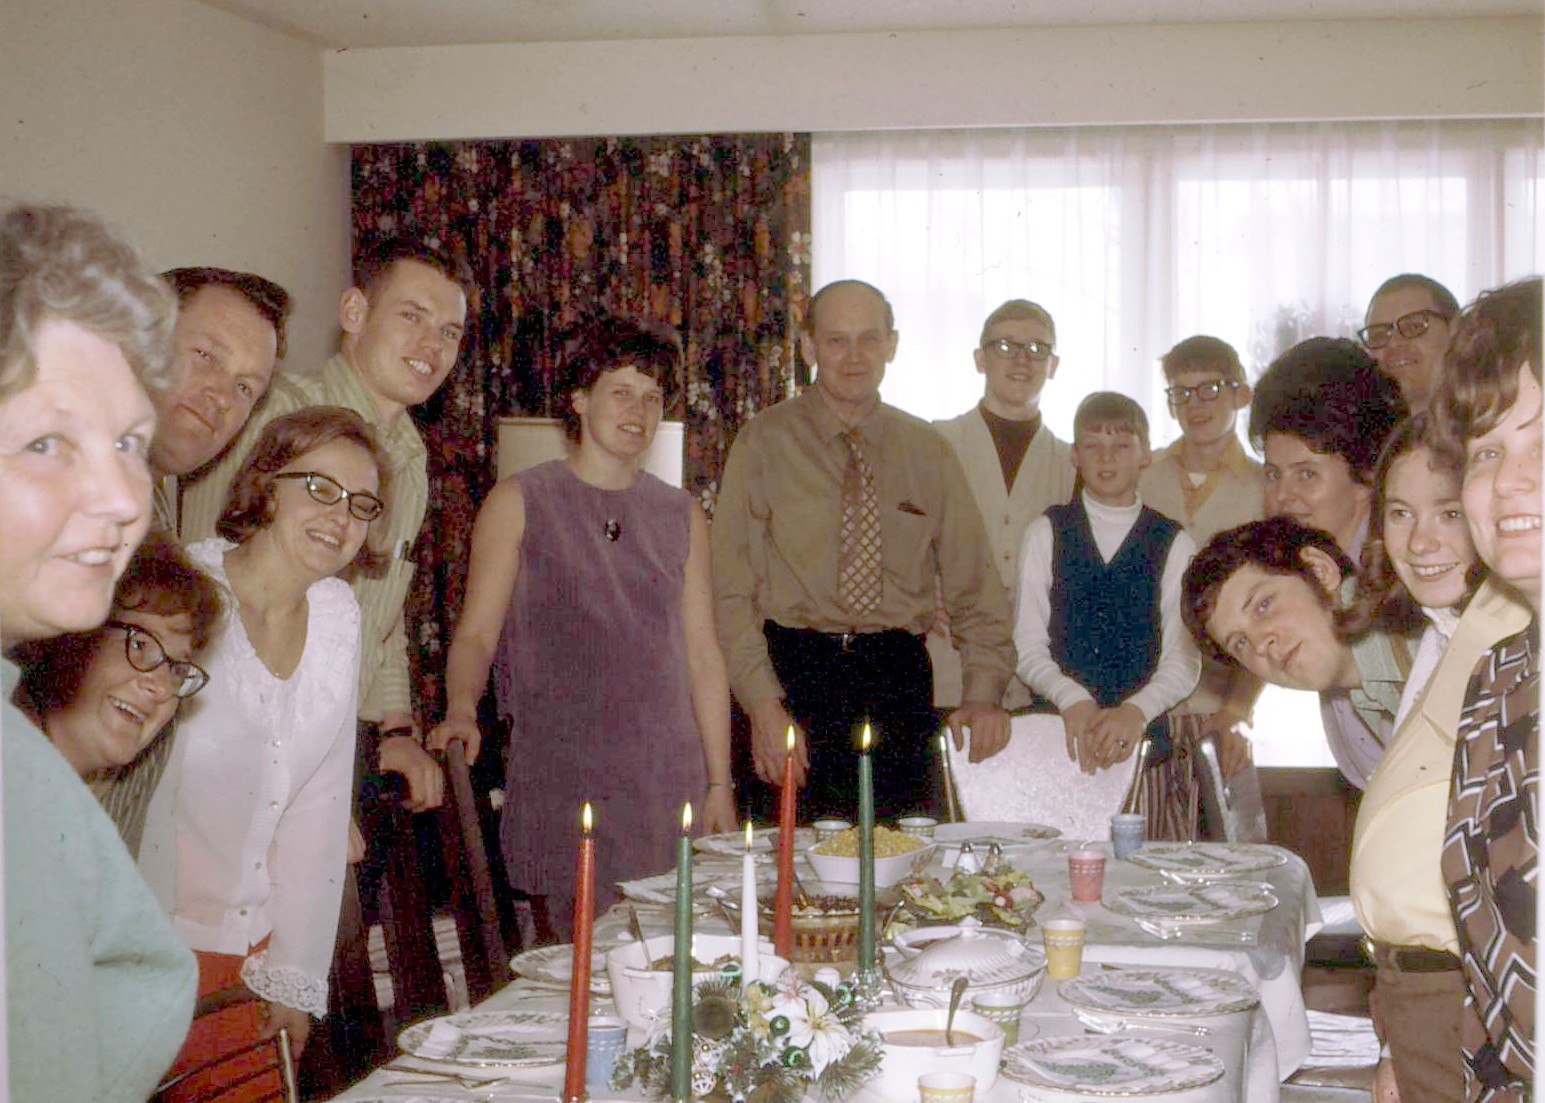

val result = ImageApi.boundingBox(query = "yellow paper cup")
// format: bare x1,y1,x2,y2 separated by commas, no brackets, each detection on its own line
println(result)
918,1072,976,1103
1041,918,1086,979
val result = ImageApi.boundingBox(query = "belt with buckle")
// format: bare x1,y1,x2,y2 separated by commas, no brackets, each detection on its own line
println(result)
1363,937,1462,972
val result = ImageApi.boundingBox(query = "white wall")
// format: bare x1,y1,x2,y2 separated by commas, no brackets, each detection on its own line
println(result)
2,0,346,370
325,18,1543,143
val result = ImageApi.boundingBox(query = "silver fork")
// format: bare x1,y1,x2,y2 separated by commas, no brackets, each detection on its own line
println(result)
1072,1007,1211,1036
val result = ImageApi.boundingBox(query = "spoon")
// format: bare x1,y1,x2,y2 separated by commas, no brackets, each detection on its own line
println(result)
945,975,969,1046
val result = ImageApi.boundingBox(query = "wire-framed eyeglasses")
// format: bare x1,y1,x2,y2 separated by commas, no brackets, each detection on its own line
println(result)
983,337,1056,363
107,621,209,698
1358,309,1449,350
1165,379,1241,406
273,471,384,522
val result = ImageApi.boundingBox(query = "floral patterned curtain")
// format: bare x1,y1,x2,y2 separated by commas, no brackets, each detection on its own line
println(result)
350,135,812,722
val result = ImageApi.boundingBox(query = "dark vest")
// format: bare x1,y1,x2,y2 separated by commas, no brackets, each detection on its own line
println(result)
1046,500,1181,707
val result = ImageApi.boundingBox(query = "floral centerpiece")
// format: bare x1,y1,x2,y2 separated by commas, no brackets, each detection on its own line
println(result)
613,969,883,1103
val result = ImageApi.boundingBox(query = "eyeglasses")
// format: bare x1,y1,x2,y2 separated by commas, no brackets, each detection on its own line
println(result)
984,337,1056,363
107,621,209,699
273,471,384,522
1165,379,1241,406
1358,309,1449,349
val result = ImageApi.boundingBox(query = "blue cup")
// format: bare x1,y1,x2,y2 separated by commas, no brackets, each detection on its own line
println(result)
585,1015,628,1089
1110,813,1146,860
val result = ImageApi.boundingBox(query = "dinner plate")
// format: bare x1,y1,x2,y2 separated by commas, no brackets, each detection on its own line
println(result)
618,856,756,904
1127,842,1286,879
1001,1036,1224,1096
397,1010,568,1067
933,821,1062,851
1106,881,1279,923
509,943,612,995
1060,967,1260,1017
693,827,815,856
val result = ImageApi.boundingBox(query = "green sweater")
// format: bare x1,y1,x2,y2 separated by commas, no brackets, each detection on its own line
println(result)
4,658,196,1102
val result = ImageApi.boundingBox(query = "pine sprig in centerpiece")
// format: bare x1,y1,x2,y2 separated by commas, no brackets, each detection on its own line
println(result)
613,969,883,1103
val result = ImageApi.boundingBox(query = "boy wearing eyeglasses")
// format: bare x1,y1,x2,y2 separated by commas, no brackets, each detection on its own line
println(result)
1361,273,1459,411
932,300,1075,710
1138,336,1263,778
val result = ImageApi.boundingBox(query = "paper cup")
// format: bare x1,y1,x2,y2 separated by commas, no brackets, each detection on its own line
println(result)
918,1071,976,1103
1042,918,1086,980
1110,813,1146,860
970,990,1028,1046
1068,848,1106,903
897,815,939,840
813,818,852,844
585,1015,628,1088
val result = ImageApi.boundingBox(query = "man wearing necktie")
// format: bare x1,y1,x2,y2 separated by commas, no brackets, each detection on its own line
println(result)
712,280,1015,819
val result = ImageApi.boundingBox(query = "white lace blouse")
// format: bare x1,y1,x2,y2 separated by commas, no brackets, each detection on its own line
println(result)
139,539,360,1017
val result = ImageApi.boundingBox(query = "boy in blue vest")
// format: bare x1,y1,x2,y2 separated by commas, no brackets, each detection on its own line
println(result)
1014,392,1202,773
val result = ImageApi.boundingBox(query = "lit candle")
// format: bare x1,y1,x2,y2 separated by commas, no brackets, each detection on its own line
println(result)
564,802,595,1103
857,722,876,977
671,802,694,1102
772,725,796,958
741,820,760,990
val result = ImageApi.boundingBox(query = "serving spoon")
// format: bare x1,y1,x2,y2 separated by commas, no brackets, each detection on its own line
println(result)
945,975,969,1046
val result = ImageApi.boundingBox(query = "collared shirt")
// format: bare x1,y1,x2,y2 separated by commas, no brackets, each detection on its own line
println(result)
1351,578,1531,952
1138,435,1264,546
1319,624,1415,790
712,388,1015,708
178,354,428,722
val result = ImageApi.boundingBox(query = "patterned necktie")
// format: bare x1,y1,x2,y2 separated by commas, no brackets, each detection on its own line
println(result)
839,430,883,617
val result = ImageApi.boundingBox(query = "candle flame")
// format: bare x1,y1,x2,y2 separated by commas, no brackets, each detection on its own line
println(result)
785,724,795,751
581,801,593,833
860,721,873,752
683,802,693,832
744,820,754,848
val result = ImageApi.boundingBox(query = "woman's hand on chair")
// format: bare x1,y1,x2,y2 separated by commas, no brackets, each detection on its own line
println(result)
260,1001,312,1058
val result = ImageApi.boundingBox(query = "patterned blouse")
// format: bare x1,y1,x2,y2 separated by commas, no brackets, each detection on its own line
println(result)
1443,620,1539,1102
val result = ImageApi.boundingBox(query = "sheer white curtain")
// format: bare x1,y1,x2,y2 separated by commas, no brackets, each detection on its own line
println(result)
812,120,1544,446
812,119,1543,767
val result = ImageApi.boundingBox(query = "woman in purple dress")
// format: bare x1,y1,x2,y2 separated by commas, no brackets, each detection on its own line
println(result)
431,319,734,935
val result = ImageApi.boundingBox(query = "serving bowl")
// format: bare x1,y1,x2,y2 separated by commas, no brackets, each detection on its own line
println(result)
804,841,935,890
863,1006,1005,1097
891,920,1023,957
606,934,790,1030
883,926,1046,1009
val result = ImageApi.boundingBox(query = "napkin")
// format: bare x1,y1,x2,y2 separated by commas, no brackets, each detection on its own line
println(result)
1302,1010,1380,1068
414,1020,463,1060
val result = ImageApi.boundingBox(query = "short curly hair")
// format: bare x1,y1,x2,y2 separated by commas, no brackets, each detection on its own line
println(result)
0,203,178,404
13,532,224,716
1182,516,1357,666
216,406,390,576
554,317,681,443
1249,337,1407,484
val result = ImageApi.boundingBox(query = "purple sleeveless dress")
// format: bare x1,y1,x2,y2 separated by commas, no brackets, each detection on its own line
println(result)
495,461,705,923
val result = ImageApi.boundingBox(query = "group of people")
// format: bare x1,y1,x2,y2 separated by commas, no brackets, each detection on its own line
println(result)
0,191,1534,1103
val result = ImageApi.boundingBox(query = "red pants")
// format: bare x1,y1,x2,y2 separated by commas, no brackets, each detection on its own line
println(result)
160,948,283,1103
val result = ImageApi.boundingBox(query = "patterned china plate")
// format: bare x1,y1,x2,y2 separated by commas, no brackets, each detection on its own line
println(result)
693,827,815,857
1106,881,1279,923
1060,967,1260,1017
1127,843,1285,879
509,943,611,995
1001,1036,1225,1096
933,821,1063,850
618,856,756,904
397,1010,568,1067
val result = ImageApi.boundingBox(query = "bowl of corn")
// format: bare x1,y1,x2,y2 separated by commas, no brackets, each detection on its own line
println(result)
805,825,935,889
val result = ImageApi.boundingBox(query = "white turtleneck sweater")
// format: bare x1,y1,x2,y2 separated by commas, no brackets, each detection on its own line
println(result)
1014,491,1201,722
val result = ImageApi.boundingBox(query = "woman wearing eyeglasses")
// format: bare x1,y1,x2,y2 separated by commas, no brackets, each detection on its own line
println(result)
12,532,222,849
139,405,387,1100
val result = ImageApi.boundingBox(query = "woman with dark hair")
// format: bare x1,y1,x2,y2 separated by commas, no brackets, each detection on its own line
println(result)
139,405,387,1099
1346,417,1531,1103
430,316,734,937
13,531,223,851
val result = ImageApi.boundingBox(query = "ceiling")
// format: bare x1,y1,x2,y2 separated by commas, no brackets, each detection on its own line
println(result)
196,0,1537,49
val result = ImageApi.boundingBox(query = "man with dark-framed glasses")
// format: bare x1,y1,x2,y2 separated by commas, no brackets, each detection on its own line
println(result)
931,300,1075,712
1360,273,1460,411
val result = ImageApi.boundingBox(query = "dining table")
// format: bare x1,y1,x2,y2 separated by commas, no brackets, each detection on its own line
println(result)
332,825,1323,1103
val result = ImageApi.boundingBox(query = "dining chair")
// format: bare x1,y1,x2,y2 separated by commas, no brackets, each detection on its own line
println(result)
1192,732,1269,843
436,739,511,1005
152,986,298,1103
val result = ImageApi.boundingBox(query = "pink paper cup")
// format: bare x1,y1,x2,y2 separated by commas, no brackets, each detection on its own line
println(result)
1068,849,1106,903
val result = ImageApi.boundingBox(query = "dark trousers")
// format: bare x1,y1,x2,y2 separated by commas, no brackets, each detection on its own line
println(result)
760,622,940,821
